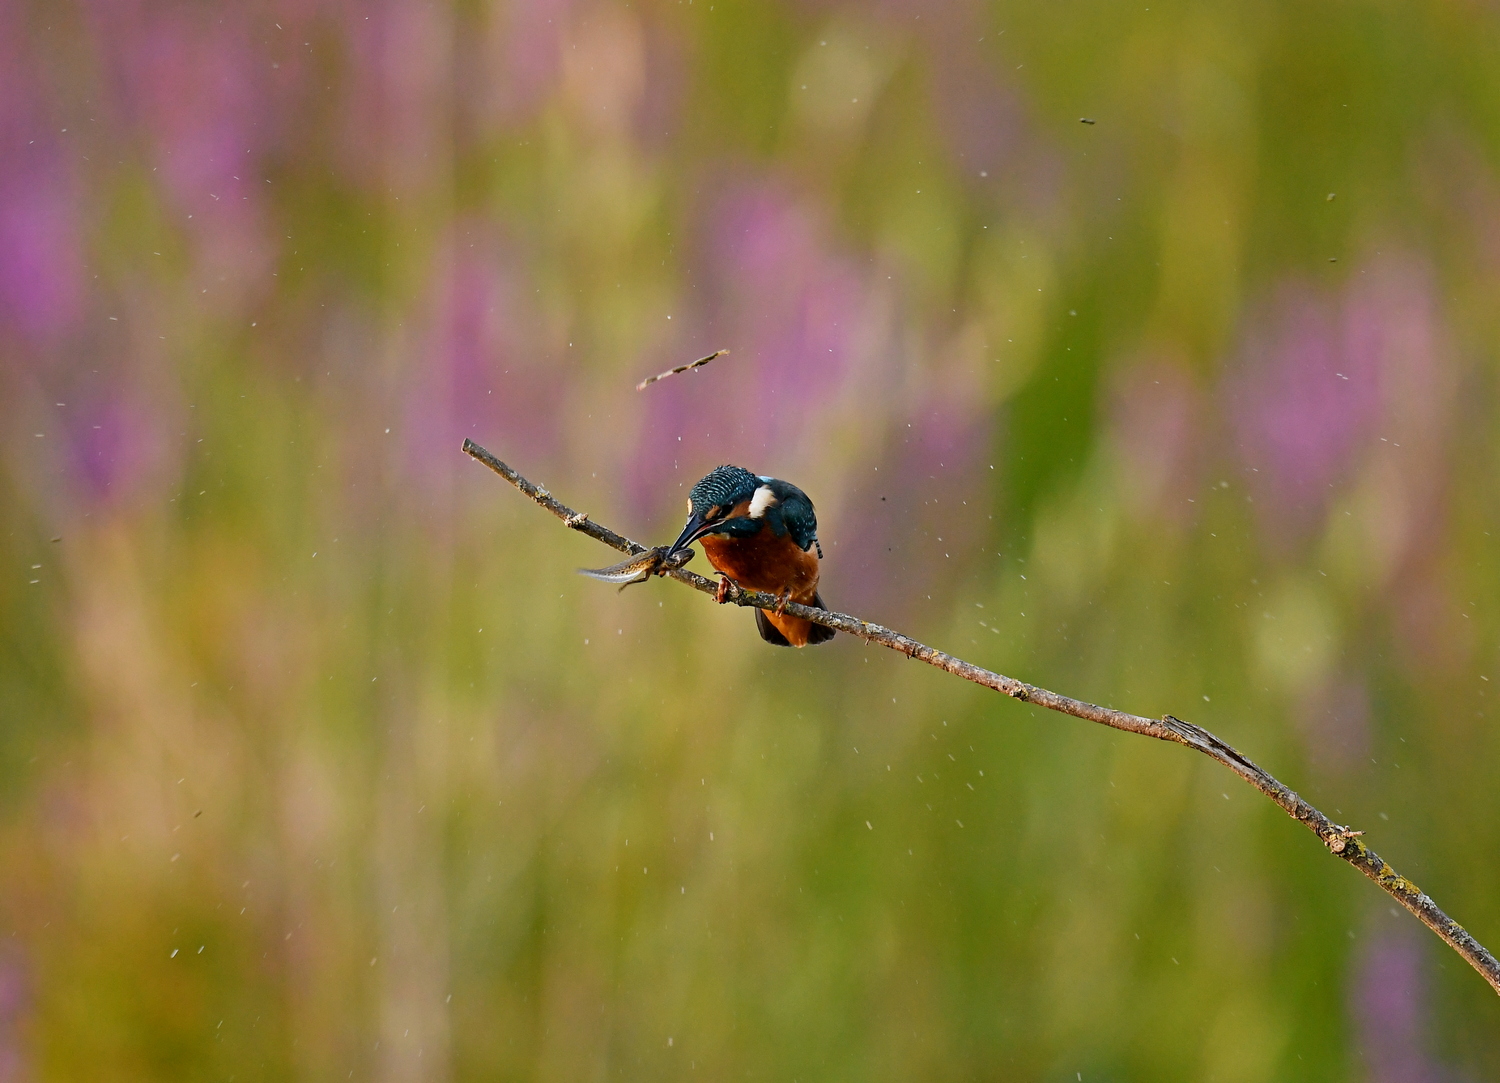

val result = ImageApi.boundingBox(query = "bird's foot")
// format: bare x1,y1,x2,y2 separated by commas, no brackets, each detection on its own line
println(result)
715,575,740,604
775,588,792,615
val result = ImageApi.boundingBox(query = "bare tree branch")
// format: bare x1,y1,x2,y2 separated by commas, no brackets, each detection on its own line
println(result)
462,438,1500,997
635,349,729,391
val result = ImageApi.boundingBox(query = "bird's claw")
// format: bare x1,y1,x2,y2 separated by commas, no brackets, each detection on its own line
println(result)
715,575,739,604
774,589,791,615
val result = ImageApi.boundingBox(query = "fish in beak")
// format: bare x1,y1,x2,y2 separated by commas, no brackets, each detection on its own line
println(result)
578,546,695,591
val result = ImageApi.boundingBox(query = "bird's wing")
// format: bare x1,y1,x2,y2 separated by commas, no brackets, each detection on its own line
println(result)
773,483,819,552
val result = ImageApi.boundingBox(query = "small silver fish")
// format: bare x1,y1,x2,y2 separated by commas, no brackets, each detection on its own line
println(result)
578,546,694,591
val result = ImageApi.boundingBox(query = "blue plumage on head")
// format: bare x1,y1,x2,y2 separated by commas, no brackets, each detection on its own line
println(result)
688,465,759,514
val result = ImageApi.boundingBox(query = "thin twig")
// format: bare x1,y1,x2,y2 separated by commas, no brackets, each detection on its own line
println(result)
462,438,1500,997
635,349,729,391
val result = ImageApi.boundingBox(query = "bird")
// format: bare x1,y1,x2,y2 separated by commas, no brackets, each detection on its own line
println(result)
665,465,835,647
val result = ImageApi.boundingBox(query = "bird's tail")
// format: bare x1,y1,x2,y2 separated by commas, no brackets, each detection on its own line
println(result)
755,591,836,647
805,591,836,644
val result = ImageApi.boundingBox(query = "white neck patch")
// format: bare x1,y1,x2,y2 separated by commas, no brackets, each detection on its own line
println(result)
748,485,779,519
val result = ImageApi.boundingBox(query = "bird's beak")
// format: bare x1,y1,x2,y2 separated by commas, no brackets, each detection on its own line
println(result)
667,510,715,557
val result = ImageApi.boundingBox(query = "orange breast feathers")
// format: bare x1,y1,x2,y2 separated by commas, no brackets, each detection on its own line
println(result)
700,524,820,602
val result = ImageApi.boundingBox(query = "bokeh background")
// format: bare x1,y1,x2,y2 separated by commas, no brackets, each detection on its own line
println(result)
3,0,1500,1078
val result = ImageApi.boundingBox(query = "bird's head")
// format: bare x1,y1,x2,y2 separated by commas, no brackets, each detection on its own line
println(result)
666,464,778,556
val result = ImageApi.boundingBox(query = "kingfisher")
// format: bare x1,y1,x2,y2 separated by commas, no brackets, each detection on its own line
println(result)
665,465,835,647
